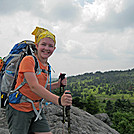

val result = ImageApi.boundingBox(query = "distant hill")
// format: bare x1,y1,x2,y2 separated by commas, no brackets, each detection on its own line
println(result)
66,68,134,101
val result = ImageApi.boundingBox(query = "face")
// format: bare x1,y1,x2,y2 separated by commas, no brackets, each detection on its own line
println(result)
37,37,56,61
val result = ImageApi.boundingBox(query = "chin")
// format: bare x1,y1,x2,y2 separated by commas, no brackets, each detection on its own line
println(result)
42,55,51,59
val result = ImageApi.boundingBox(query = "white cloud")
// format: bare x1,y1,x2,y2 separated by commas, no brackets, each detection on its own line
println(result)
0,0,134,77
82,0,123,22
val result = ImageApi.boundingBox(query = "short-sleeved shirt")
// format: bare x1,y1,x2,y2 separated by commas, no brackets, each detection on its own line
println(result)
9,55,48,112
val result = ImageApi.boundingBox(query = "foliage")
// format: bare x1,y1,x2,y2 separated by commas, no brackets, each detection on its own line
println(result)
72,94,100,114
53,69,134,133
65,69,134,134
85,94,100,114
66,69,134,101
112,112,134,134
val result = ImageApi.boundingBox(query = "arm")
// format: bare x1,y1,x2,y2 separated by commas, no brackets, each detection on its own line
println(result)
47,77,67,90
24,72,71,106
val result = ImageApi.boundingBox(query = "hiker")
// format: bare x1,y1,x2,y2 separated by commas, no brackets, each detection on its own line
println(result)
5,26,72,134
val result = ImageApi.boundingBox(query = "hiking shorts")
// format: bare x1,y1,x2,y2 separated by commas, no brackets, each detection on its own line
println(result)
6,104,50,134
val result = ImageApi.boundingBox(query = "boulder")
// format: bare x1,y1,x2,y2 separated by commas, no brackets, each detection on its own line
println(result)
94,113,113,126
44,105,119,134
0,105,120,134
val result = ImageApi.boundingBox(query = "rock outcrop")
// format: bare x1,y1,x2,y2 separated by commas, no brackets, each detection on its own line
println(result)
0,105,120,134
94,113,113,126
0,108,9,134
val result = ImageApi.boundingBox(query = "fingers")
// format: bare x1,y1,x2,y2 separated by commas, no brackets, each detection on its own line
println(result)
61,90,72,106
61,77,67,86
58,77,67,88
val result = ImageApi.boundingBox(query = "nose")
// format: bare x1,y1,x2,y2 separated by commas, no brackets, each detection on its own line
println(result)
44,44,49,50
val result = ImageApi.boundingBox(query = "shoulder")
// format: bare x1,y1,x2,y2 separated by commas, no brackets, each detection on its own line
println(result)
22,55,35,62
20,55,36,67
19,55,36,72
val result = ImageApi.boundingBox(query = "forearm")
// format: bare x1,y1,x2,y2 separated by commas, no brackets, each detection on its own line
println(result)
24,72,71,106
30,83,72,106
47,81,60,90
30,83,59,105
47,77,67,90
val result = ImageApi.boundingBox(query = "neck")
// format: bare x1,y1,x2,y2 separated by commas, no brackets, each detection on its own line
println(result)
37,55,48,66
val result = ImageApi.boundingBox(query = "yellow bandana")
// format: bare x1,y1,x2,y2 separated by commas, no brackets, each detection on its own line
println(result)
32,26,56,44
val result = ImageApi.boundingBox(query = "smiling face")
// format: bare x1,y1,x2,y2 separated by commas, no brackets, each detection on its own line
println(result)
36,37,56,64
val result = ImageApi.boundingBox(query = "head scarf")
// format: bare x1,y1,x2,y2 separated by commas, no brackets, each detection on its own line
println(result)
32,26,56,45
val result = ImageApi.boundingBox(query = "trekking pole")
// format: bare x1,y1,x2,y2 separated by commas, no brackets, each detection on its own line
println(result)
65,92,71,134
59,73,66,134
59,73,66,94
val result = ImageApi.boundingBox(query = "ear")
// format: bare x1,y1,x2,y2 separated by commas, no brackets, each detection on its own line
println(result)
35,43,38,49
54,46,56,51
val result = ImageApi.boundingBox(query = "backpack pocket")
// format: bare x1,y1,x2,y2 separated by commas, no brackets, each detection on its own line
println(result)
9,91,22,104
1,70,15,93
1,55,21,93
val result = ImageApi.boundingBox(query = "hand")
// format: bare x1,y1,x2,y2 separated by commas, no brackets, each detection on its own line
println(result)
58,77,67,87
61,90,72,106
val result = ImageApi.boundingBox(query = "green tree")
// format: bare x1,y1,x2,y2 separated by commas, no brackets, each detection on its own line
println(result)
85,94,100,114
105,100,113,117
72,96,86,109
114,98,133,112
112,111,134,134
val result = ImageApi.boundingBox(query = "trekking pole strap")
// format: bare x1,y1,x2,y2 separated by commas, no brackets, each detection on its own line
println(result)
65,92,71,111
58,96,62,106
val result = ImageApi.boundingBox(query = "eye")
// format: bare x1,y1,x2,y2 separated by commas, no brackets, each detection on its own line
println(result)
42,43,47,46
49,44,54,48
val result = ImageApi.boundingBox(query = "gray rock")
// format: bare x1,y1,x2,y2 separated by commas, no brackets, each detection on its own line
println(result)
0,105,120,134
94,113,113,126
44,105,119,134
0,128,9,134
0,108,9,134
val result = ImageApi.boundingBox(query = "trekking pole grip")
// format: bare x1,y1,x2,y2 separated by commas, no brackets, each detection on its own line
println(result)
59,73,66,87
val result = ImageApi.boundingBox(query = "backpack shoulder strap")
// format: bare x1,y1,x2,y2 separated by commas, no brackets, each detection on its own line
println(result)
32,55,39,73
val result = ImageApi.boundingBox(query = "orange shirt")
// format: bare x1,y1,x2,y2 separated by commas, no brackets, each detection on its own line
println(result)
10,55,48,112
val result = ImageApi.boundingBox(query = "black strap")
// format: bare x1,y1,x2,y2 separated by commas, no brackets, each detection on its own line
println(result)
11,53,26,90
32,55,50,74
32,55,38,73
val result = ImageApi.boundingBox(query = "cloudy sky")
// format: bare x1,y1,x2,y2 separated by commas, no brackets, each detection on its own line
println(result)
0,0,134,77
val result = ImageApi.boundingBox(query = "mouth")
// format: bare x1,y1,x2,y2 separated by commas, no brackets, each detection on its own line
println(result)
41,50,51,57
42,50,50,54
